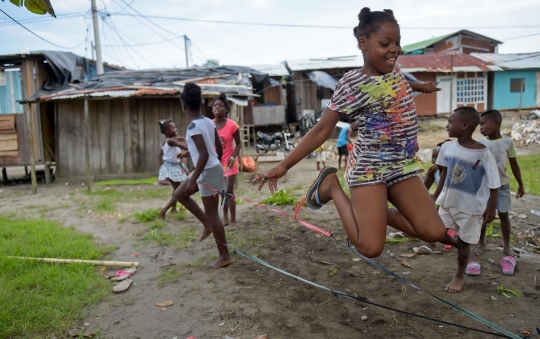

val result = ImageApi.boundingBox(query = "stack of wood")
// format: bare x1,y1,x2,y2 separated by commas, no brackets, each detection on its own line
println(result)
0,115,18,158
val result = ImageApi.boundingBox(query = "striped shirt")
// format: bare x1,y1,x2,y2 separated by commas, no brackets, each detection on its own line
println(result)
328,65,423,187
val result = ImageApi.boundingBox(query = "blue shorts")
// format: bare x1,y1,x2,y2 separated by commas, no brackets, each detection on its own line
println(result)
490,184,512,214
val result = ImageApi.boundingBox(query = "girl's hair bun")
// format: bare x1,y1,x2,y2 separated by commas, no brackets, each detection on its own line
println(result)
383,9,394,17
358,7,371,22
218,93,227,101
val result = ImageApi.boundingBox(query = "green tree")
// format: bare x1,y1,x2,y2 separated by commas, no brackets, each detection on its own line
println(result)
2,0,56,17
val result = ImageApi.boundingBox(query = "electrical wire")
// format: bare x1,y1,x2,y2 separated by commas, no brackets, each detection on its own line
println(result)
113,13,540,30
0,8,86,49
102,35,184,47
0,12,85,26
504,31,540,41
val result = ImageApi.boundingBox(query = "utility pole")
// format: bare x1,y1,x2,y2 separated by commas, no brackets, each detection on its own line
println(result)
91,0,104,75
449,53,454,114
184,35,189,67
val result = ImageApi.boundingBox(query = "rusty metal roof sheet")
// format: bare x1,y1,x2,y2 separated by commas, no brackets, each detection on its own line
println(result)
398,53,501,72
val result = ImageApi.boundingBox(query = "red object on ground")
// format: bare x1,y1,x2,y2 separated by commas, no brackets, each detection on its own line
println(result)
186,337,197,339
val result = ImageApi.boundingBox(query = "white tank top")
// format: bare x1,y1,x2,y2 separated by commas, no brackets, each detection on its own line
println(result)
162,141,180,163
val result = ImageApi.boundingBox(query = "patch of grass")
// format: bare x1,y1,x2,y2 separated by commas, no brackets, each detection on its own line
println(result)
171,210,186,221
117,215,130,224
290,183,306,191
328,267,338,276
96,177,157,186
260,190,298,205
149,220,166,230
0,216,110,338
509,154,540,195
94,197,116,213
156,268,186,288
133,208,160,223
134,189,170,200
190,252,218,267
142,226,198,248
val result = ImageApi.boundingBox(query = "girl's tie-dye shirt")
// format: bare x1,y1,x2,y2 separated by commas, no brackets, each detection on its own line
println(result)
328,64,423,187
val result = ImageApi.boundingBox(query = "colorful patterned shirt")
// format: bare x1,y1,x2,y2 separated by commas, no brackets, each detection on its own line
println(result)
328,64,423,187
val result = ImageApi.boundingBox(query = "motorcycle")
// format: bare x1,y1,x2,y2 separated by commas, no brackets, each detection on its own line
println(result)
256,130,295,155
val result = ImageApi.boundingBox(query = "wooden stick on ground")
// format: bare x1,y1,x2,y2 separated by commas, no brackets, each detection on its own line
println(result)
7,256,139,268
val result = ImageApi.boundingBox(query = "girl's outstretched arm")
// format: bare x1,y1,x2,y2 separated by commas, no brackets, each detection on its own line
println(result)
167,136,188,150
409,81,441,93
253,108,341,193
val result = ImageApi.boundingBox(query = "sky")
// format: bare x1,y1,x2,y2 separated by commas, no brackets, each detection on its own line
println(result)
1,0,540,70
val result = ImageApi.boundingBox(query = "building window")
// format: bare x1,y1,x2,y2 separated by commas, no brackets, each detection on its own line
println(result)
456,78,485,104
510,78,525,93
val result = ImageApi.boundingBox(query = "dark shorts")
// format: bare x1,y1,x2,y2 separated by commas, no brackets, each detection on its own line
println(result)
338,145,349,156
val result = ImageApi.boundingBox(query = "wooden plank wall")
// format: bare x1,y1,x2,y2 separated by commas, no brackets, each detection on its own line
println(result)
56,97,188,178
0,114,30,166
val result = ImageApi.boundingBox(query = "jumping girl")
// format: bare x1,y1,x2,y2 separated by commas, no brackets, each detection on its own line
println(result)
160,83,232,269
158,119,189,217
213,93,242,229
254,8,455,259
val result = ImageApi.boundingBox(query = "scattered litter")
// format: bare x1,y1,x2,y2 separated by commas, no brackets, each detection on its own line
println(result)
497,284,522,298
352,258,361,262
68,329,95,338
388,231,405,238
320,260,336,265
389,253,395,258
509,120,540,145
531,210,540,217
399,253,416,258
254,335,268,339
219,322,225,327
155,300,173,307
130,252,139,258
402,272,411,275
517,214,527,219
522,330,530,335
490,296,498,301
487,258,495,264
361,316,368,321
400,261,414,269
224,335,235,339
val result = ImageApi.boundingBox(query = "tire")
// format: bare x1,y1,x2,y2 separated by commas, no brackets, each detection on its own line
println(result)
283,143,295,155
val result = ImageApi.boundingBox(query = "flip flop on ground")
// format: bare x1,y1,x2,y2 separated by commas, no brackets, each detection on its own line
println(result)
110,267,137,281
465,262,481,276
413,245,442,255
305,167,337,210
500,256,517,275
112,279,133,293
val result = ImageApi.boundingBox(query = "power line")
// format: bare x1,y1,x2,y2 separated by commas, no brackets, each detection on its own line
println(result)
504,31,540,41
0,8,86,49
0,12,86,26
102,35,184,47
113,13,540,30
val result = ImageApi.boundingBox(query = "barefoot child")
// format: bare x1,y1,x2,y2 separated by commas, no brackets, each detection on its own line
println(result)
254,8,454,260
158,119,189,216
160,83,232,269
212,93,242,229
434,107,500,292
474,110,524,263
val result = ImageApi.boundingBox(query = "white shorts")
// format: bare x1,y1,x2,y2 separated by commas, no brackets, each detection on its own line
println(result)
439,207,483,245
315,151,326,162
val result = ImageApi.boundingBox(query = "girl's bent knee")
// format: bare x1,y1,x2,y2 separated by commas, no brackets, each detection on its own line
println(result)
355,244,383,258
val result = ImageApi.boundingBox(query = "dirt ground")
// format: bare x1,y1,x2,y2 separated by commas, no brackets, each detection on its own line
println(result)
1,122,540,339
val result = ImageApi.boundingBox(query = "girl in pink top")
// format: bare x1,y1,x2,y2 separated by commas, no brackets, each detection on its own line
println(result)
213,93,242,228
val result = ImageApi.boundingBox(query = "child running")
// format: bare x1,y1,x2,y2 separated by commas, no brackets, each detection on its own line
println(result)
474,109,524,260
434,107,500,292
158,119,189,216
159,83,232,269
314,144,326,171
254,8,454,260
212,93,242,229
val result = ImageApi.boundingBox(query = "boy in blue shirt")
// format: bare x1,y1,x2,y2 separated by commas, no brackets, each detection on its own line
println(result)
337,122,355,170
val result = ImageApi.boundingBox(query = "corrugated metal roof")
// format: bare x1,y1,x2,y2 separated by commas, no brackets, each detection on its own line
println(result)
470,52,540,70
398,53,499,72
286,55,363,71
247,63,289,76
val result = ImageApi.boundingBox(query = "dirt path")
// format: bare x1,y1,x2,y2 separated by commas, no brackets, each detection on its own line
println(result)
1,151,539,339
